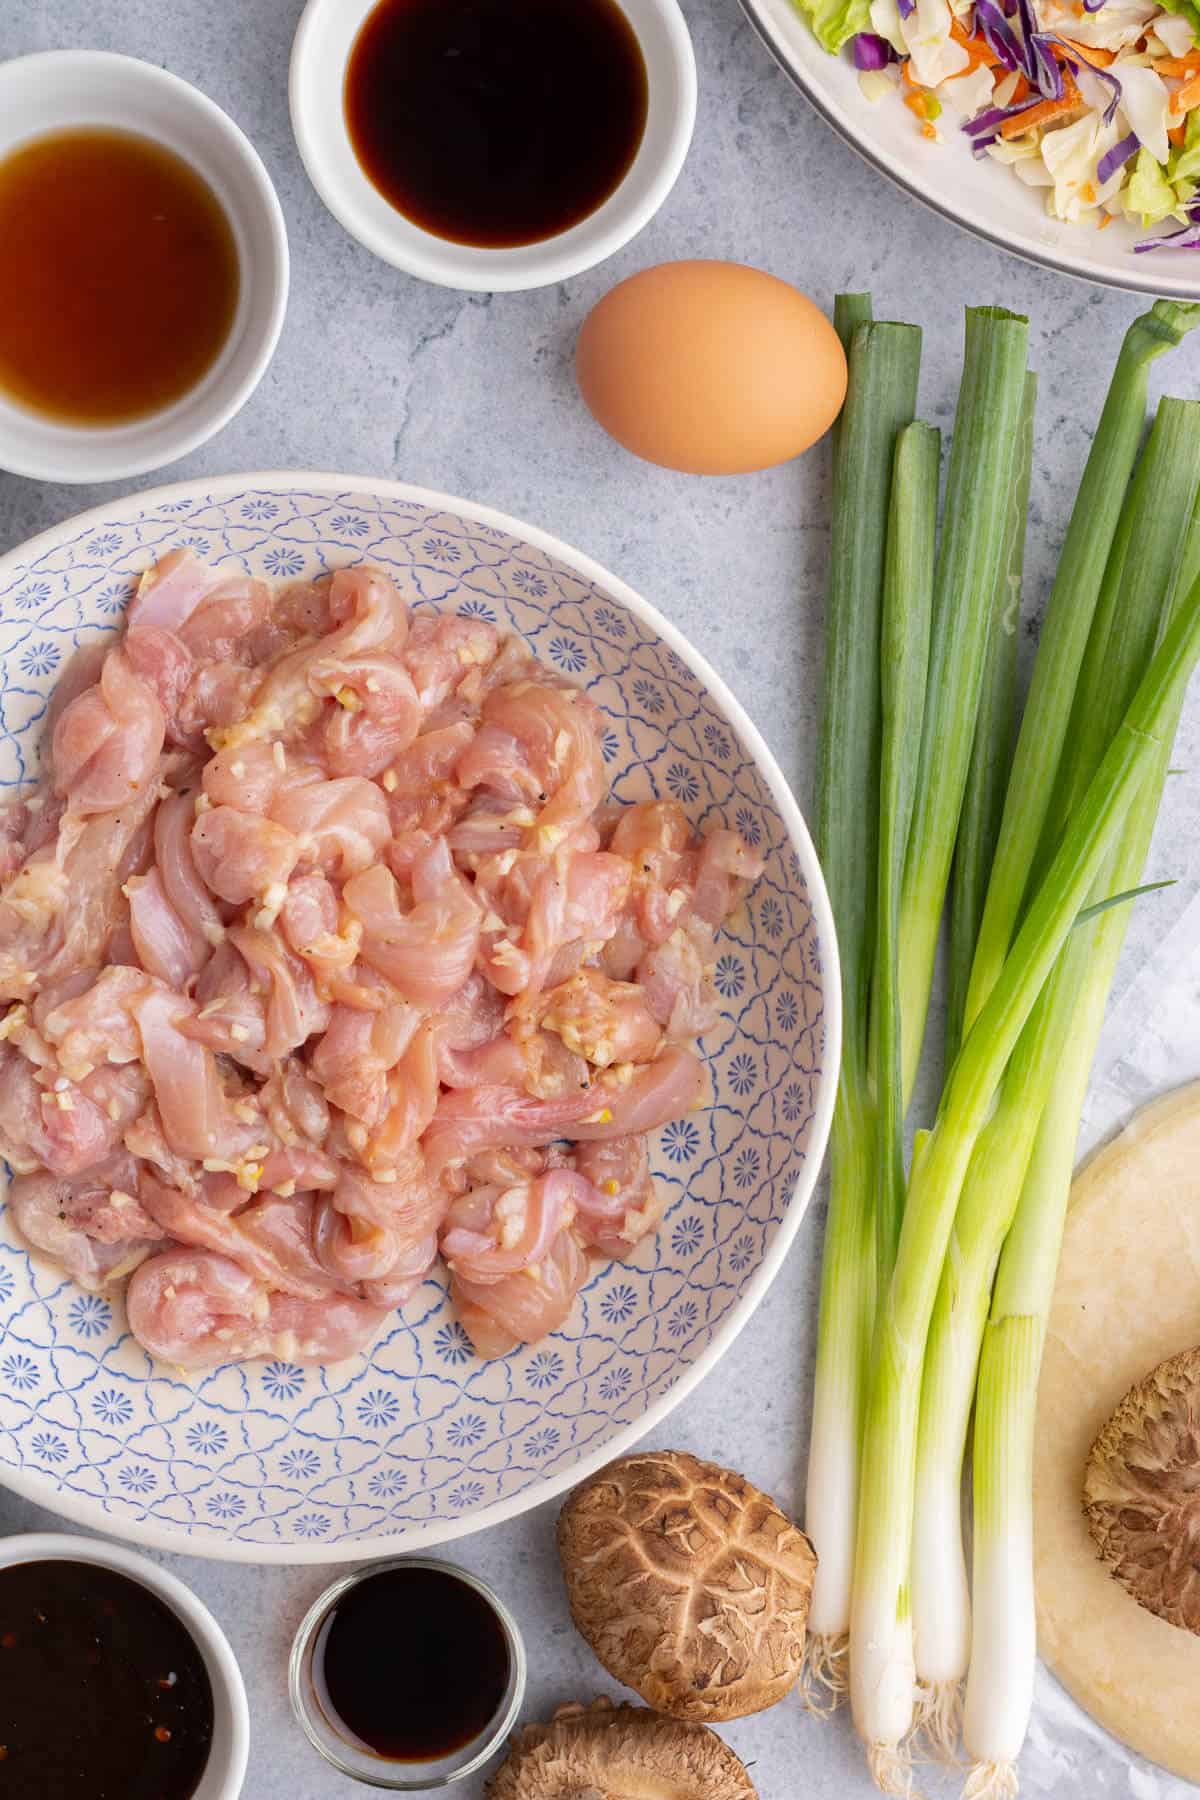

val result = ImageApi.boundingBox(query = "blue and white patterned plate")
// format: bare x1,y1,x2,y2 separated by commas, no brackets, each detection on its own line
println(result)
0,474,839,1563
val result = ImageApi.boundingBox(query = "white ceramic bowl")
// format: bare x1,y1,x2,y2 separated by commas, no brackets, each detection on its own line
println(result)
0,1532,249,1799
0,51,289,484
740,0,1200,297
289,0,697,291
0,472,837,1563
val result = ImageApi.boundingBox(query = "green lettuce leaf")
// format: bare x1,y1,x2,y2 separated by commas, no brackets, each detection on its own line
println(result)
791,0,872,54
1129,147,1179,225
1170,109,1200,185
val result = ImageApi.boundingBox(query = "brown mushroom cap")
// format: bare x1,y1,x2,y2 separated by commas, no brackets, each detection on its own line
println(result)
485,1697,758,1800
1084,1343,1200,1633
556,1449,816,1722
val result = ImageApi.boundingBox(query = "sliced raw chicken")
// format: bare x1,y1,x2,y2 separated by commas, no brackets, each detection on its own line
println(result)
0,549,762,1374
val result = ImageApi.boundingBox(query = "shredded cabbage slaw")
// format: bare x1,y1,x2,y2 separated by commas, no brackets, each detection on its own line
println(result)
798,0,1200,244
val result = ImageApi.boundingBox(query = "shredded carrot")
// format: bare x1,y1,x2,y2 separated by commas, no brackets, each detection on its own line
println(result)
1080,179,1097,202
1000,73,1081,137
921,120,938,137
1155,53,1200,76
1170,119,1188,144
1052,36,1114,68
1010,72,1031,103
1172,70,1200,114
950,16,1000,70
1097,211,1114,229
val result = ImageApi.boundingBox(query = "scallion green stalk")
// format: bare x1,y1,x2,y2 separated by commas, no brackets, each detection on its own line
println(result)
850,551,1200,1786
804,308,922,1688
945,374,1035,1069
963,301,1200,1033
896,307,1029,1100
874,420,939,1290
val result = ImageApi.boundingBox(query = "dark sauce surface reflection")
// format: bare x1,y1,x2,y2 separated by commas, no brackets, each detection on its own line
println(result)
345,0,649,248
0,1559,214,1799
314,1565,511,1762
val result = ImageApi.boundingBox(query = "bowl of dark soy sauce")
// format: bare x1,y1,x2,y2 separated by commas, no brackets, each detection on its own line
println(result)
0,1534,248,1799
289,1559,525,1788
289,0,696,291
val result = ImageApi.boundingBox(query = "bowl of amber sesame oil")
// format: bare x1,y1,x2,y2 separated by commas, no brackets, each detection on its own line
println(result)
0,51,287,482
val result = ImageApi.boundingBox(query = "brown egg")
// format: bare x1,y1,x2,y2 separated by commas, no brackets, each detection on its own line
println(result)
575,260,847,476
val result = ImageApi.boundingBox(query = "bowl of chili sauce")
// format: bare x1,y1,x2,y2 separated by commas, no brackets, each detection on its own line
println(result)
0,1534,248,1800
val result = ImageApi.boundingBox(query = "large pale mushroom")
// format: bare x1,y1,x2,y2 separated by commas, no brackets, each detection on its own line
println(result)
556,1449,816,1722
1084,1342,1200,1634
485,1698,757,1800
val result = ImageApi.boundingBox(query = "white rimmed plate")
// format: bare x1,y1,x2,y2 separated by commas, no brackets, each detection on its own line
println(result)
740,0,1200,296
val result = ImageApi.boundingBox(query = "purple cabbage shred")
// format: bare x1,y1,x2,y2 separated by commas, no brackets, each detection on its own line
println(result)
1096,130,1140,184
975,0,1024,72
853,30,895,67
973,0,1073,101
1030,34,1065,98
962,99,1034,134
1039,33,1120,119
1135,227,1200,251
1135,199,1200,251
1014,0,1040,57
897,0,915,20
961,95,1041,152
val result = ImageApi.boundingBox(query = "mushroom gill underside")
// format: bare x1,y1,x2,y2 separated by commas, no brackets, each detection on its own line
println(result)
1084,1342,1200,1634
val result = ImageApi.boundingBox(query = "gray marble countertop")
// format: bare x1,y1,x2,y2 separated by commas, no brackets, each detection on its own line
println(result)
3,2,1200,1796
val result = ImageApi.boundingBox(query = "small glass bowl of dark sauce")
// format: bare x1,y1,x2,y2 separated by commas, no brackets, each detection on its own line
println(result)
289,1559,525,1788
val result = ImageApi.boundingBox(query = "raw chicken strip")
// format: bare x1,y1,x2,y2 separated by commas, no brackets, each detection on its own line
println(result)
52,649,165,813
126,1247,388,1370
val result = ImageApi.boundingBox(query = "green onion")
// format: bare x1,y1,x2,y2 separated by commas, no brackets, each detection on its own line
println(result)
910,395,1200,1735
804,305,922,1687
897,307,1030,1100
963,456,1200,1794
850,540,1200,1782
832,293,874,461
945,373,1035,1068
818,310,922,1047
963,301,1200,1032
874,421,939,1290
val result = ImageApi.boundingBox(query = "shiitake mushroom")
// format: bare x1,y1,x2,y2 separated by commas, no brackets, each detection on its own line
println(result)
1084,1342,1200,1634
556,1449,816,1722
485,1698,757,1799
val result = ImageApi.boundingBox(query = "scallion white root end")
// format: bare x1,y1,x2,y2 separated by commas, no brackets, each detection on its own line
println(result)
962,1760,1019,1800
866,1740,918,1798
913,1678,963,1764
796,1631,851,1715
